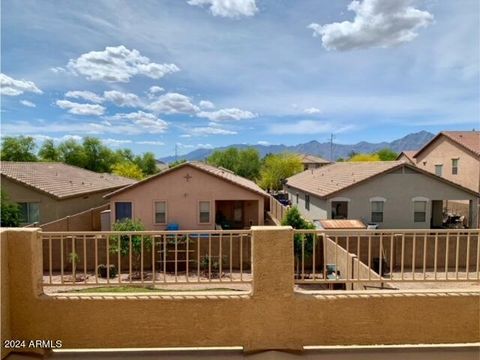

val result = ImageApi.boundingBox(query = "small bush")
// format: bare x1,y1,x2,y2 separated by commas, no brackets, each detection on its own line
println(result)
97,264,118,278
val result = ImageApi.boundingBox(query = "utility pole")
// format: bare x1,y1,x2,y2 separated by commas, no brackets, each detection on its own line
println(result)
330,133,335,161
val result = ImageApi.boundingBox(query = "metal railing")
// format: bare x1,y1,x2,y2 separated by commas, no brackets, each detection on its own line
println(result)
41,230,252,288
293,229,480,290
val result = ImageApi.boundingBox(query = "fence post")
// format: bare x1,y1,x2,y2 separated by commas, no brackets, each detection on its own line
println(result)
245,226,302,352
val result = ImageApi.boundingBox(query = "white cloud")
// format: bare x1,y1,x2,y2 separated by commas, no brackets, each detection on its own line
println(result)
65,90,104,103
103,90,141,107
136,140,165,146
180,134,192,138
197,108,256,121
20,100,36,108
102,138,133,146
67,45,180,82
191,126,237,135
197,143,213,149
304,107,321,114
257,140,270,146
50,67,67,74
187,0,258,18
148,86,165,94
0,73,43,96
56,100,105,116
199,100,215,109
108,111,168,133
269,120,354,135
309,0,434,51
147,92,199,114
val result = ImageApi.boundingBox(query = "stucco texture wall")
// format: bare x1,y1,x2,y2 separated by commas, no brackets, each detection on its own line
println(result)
1,227,479,357
287,168,478,229
415,136,480,193
1,176,112,224
108,165,265,230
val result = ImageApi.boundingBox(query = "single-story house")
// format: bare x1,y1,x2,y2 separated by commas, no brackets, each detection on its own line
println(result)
298,154,330,170
104,161,269,230
284,161,479,229
0,161,135,225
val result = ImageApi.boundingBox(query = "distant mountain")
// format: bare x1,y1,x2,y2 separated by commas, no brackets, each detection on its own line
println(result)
159,131,435,163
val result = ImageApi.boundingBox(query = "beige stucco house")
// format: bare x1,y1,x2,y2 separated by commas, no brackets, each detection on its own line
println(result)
298,154,330,170
104,162,269,230
413,131,480,193
0,162,135,225
284,161,479,229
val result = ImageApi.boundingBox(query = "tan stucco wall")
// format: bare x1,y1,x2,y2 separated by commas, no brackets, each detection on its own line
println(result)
1,227,479,357
108,165,265,230
415,136,480,193
1,176,113,224
0,232,10,359
287,168,478,229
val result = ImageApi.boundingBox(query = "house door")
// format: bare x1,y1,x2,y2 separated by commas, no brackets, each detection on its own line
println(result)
233,201,244,226
331,201,348,219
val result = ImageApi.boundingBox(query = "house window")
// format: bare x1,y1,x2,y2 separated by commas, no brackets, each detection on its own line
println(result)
18,202,40,224
305,194,310,210
115,202,132,221
414,201,427,223
371,201,384,223
434,164,443,177
452,159,459,175
154,201,167,224
199,201,211,224
296,193,299,205
331,201,348,219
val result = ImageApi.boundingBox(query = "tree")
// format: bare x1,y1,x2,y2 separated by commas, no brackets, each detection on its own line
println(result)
114,148,135,163
58,139,87,168
38,139,61,161
0,136,37,161
82,137,116,172
134,152,158,176
281,207,315,274
258,153,303,191
110,219,152,274
1,191,21,227
207,147,261,180
377,148,398,161
349,153,380,162
112,162,144,180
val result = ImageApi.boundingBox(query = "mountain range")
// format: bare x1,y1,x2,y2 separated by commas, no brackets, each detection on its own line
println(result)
159,131,435,163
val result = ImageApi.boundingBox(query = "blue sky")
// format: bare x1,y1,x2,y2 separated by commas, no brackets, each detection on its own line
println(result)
1,0,479,157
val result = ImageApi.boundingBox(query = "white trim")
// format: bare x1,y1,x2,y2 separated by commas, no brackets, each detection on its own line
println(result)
329,197,351,203
153,200,168,225
369,197,386,202
198,200,212,225
412,196,430,202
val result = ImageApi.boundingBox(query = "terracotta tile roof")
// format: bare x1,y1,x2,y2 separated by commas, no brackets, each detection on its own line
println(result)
396,151,417,163
414,131,480,158
442,131,480,156
285,161,405,198
0,162,136,199
105,161,269,198
298,154,330,164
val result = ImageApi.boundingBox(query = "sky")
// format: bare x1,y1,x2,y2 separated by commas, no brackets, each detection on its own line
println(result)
1,0,479,158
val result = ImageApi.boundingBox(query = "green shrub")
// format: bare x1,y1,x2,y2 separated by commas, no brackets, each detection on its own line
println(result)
281,207,316,259
97,264,118,278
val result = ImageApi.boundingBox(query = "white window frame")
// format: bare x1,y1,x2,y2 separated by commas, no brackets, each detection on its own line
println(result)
434,164,443,177
412,197,429,223
153,200,167,225
114,201,133,222
198,200,211,224
369,197,386,223
451,158,459,175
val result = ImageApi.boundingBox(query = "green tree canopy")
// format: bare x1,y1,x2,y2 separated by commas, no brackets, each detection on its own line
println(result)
82,137,116,172
0,191,21,227
57,139,87,168
168,159,187,168
349,153,381,162
207,147,261,180
0,136,37,161
258,153,303,191
134,152,158,176
376,148,399,161
38,139,61,161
